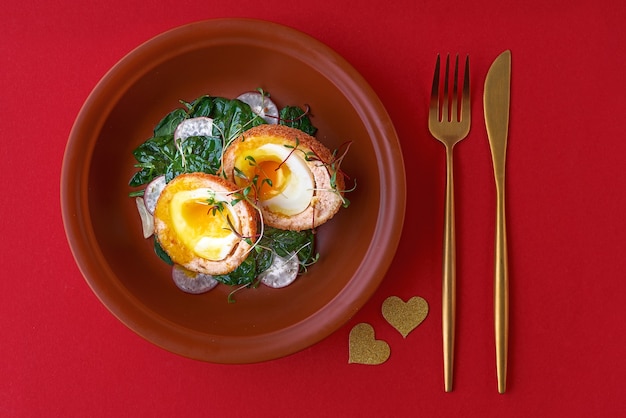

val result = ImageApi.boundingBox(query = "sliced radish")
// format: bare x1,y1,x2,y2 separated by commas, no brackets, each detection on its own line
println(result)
174,116,214,140
143,175,166,214
259,252,299,288
172,264,219,294
237,91,279,124
135,196,154,238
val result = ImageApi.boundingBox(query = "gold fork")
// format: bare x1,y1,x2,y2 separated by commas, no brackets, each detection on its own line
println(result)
428,53,471,392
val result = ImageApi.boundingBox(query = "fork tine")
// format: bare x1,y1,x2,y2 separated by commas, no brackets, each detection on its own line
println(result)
442,54,450,122
430,54,441,120
452,54,459,122
462,55,471,122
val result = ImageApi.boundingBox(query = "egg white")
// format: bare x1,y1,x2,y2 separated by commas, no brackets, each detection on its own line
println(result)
252,143,315,216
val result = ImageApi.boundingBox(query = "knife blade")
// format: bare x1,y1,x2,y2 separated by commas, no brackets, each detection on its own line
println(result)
483,50,511,394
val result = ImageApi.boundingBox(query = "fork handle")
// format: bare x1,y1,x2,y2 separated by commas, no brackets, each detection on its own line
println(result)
442,148,456,392
494,183,508,394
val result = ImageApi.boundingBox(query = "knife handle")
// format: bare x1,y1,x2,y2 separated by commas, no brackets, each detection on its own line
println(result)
494,184,509,394
442,148,456,392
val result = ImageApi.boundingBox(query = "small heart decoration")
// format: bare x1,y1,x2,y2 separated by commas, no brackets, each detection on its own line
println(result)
348,323,390,365
382,296,429,338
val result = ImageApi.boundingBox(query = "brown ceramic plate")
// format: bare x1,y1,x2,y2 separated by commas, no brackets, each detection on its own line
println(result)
61,18,405,363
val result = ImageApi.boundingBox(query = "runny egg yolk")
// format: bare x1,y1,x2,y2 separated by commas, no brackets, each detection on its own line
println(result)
250,159,290,201
180,199,232,239
234,142,314,216
169,189,240,261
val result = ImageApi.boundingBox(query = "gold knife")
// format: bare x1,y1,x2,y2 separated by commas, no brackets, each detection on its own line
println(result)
483,50,511,394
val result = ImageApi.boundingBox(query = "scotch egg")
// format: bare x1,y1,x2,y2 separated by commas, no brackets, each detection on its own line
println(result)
222,124,345,231
153,173,257,275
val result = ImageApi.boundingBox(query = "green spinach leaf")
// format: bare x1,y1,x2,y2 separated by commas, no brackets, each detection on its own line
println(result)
183,95,214,118
211,98,265,143
212,227,317,287
130,95,270,190
256,227,316,274
214,255,257,286
153,108,187,137
154,237,174,266
279,106,317,136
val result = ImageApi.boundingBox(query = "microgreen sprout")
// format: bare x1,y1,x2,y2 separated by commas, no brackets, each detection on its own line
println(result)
275,137,301,171
173,136,187,169
282,139,355,207
204,191,226,216
290,241,318,274
256,87,270,110
227,175,266,259
227,283,250,304
215,117,262,178
240,155,274,191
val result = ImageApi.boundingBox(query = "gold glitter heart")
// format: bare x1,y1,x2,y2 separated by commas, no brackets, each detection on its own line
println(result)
348,323,390,365
382,296,429,338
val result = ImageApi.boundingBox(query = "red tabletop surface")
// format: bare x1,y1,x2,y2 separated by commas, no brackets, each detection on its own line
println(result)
2,0,625,416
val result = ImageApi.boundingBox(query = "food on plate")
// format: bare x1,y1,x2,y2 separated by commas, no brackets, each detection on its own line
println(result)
143,175,167,214
128,95,265,191
174,116,214,140
221,124,346,231
135,196,154,239
153,173,258,275
171,264,219,294
258,252,299,288
237,90,279,124
129,91,353,297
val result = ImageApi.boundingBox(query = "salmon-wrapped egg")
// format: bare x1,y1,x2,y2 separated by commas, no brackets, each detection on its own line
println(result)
222,125,345,231
153,173,257,275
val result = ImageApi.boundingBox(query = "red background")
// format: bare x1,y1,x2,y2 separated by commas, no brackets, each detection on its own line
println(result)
2,0,625,416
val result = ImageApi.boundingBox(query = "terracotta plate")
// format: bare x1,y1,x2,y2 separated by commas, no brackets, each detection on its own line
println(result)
61,18,405,363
